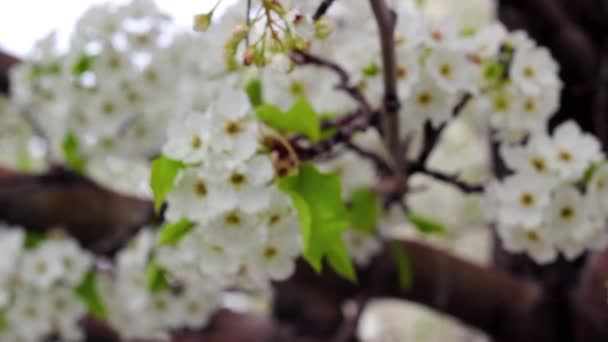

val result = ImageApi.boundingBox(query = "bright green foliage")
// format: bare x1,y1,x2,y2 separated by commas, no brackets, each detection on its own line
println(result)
157,218,196,247
72,54,96,75
246,79,263,107
407,212,448,235
279,163,355,281
61,132,87,174
74,271,107,319
348,188,380,234
483,61,505,82
30,62,60,80
362,62,380,77
460,26,477,37
327,239,357,283
0,310,6,332
24,232,45,249
390,241,412,290
150,156,186,213
145,262,170,293
256,97,321,142
583,162,602,185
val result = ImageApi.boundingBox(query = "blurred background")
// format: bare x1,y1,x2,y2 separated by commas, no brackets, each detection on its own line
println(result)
1,0,498,341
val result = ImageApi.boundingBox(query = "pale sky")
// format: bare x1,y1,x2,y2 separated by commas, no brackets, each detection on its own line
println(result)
0,0,235,56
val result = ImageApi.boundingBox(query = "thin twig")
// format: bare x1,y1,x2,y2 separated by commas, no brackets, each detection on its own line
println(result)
291,109,376,160
417,93,472,167
313,0,336,21
290,49,371,112
410,163,484,194
344,141,391,175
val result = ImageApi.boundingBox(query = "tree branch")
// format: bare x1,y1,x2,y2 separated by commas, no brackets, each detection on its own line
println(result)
313,0,336,21
369,0,406,191
290,49,371,112
0,166,156,254
410,163,484,194
275,239,545,341
0,50,19,94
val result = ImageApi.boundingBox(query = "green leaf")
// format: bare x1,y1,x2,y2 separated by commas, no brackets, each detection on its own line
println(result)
72,54,96,75
256,97,321,142
362,62,380,77
278,163,350,273
246,79,263,107
407,212,448,235
61,132,87,174
348,188,380,234
0,309,6,332
150,156,186,213
583,162,602,185
390,241,412,290
158,218,196,247
459,26,477,37
146,262,170,293
327,238,357,283
30,62,60,80
74,271,107,319
483,62,504,82
24,232,45,249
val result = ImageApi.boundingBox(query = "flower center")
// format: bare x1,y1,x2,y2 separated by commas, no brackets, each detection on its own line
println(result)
224,212,241,226
520,192,535,207
225,120,243,135
560,206,574,221
195,181,207,197
524,99,536,112
526,231,540,242
417,92,433,106
191,135,202,149
530,157,546,173
264,246,278,259
440,64,452,77
558,150,573,163
523,66,536,79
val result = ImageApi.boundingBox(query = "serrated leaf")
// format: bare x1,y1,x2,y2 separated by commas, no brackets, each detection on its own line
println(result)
150,156,186,213
24,232,45,249
246,79,263,107
407,212,448,235
72,54,96,75
146,262,170,293
61,132,87,174
327,238,357,283
158,218,196,247
390,241,412,290
74,271,107,319
348,188,380,234
256,97,321,142
279,163,350,274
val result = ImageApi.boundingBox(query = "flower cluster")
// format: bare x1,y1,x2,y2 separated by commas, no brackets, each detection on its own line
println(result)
486,121,608,263
9,0,202,163
98,229,220,340
158,84,302,301
0,225,92,341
